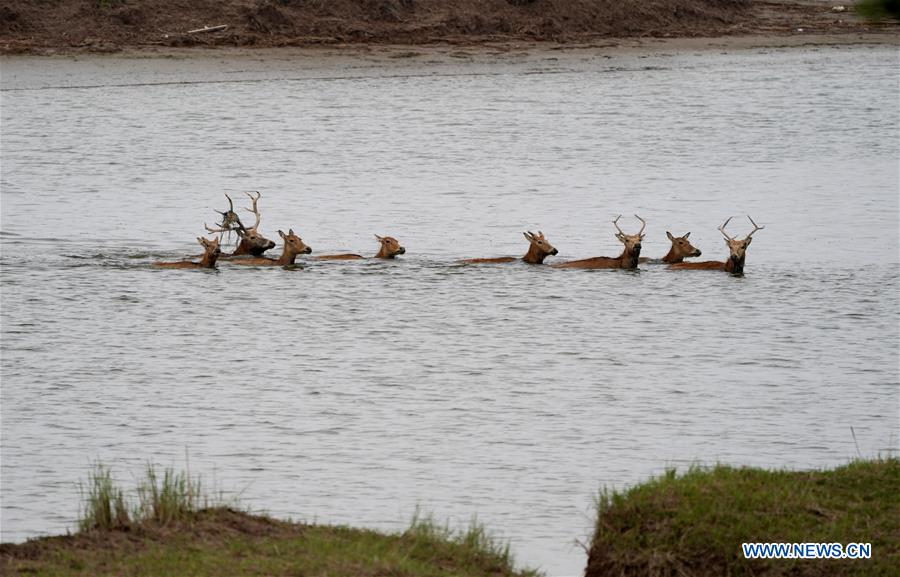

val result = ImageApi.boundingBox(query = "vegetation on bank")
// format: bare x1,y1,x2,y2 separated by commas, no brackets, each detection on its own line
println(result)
4,459,897,576
858,0,900,19
586,458,900,577
1,464,538,577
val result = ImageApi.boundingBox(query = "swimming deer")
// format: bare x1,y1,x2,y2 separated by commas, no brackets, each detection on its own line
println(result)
669,216,764,275
230,229,312,266
459,231,559,265
314,235,406,260
639,231,702,264
153,237,221,269
553,215,645,269
204,192,276,258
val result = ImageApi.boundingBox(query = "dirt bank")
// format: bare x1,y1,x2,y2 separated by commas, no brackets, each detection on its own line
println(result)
1,507,535,576
0,0,896,54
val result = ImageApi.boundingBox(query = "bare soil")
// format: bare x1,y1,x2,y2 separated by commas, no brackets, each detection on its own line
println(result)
0,0,896,54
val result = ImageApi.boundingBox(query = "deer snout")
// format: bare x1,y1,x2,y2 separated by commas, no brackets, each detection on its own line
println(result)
550,248,559,256
692,249,702,257
303,246,312,254
397,247,406,255
266,240,276,249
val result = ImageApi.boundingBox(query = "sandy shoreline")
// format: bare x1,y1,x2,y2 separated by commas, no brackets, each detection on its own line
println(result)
3,31,898,64
2,0,898,58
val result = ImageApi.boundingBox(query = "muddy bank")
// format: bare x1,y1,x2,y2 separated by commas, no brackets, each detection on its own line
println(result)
1,0,896,54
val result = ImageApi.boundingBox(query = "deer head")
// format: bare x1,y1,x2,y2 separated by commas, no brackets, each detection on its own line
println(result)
665,231,701,260
278,228,312,259
613,214,646,256
196,236,221,267
522,230,558,263
719,216,764,274
374,235,405,259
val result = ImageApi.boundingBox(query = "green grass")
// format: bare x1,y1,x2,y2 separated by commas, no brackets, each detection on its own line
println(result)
1,464,539,577
586,458,900,577
135,463,206,525
77,464,130,532
857,0,900,20
77,463,209,530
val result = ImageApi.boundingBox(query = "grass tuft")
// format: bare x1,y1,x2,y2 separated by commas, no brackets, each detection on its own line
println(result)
403,509,535,574
78,463,130,532
135,464,205,525
77,462,210,531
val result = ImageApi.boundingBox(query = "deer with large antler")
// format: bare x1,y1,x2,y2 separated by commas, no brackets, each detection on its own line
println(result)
669,216,764,275
204,192,276,258
153,236,222,269
314,235,406,260
553,215,645,269
230,229,312,267
639,231,702,264
459,231,559,265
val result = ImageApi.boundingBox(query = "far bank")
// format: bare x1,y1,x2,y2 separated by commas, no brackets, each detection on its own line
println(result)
2,0,898,55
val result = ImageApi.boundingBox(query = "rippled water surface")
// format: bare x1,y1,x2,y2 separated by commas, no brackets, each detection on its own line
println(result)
2,45,898,575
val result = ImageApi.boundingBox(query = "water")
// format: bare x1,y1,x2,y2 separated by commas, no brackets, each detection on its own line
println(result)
1,44,898,575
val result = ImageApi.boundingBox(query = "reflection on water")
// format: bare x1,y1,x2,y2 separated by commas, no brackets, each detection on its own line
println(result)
1,45,898,575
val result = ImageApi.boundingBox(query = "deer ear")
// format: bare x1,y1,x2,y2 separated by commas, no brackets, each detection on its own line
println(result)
278,230,286,239
745,237,752,246
523,232,533,241
288,228,295,236
615,232,626,242
197,237,206,246
684,232,691,239
375,234,384,242
666,231,675,241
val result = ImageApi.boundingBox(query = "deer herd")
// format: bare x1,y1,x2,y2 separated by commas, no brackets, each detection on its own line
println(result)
153,191,764,275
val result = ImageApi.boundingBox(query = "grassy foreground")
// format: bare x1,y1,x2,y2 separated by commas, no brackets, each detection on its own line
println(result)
0,508,538,577
0,465,538,577
586,458,900,577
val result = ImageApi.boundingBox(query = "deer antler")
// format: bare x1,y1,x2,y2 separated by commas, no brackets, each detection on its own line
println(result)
746,215,765,238
612,215,625,235
634,214,646,236
242,191,262,231
214,194,234,219
205,193,245,236
204,222,231,234
718,216,735,241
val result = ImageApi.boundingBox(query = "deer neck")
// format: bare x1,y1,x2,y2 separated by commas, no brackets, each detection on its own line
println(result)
661,245,681,263
277,246,298,266
199,251,219,268
617,246,641,269
375,247,394,259
724,254,745,274
231,240,250,256
522,244,547,264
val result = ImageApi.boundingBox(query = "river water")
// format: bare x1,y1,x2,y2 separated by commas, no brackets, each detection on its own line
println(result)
1,43,898,575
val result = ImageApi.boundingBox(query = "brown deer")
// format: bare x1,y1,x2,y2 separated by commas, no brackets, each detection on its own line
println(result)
459,231,559,265
204,192,276,258
669,216,763,275
639,231,702,264
553,215,645,269
314,235,406,260
230,229,312,266
153,237,221,269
